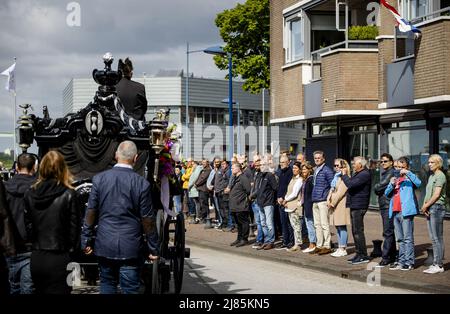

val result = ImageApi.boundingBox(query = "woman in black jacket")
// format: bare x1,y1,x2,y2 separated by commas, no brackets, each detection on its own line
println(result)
24,151,80,294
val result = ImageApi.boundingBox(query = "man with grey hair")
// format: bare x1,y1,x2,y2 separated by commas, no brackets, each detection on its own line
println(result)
341,156,372,265
82,140,159,294
229,162,251,247
276,155,294,249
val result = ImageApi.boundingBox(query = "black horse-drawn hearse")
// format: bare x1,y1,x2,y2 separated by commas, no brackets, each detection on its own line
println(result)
16,53,189,294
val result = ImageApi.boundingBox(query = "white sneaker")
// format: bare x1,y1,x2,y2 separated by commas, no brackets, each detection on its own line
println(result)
330,249,342,257
389,264,402,271
423,265,444,274
302,247,315,253
331,248,348,257
288,245,300,252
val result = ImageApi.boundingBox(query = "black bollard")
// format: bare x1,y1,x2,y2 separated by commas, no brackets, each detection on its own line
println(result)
370,239,383,258
424,247,434,266
204,217,213,229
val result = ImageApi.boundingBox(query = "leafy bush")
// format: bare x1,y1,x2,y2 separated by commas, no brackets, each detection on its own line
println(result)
348,25,379,40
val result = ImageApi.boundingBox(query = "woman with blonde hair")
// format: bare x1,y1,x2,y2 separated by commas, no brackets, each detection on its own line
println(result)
24,150,80,294
422,154,447,274
327,158,351,257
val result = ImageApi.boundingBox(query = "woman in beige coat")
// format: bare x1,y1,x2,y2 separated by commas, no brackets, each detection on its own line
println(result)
327,158,351,257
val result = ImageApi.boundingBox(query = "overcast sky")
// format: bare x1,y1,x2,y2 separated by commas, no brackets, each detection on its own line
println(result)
0,0,242,153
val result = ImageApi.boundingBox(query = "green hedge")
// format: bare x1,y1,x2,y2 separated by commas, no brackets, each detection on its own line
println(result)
348,25,379,40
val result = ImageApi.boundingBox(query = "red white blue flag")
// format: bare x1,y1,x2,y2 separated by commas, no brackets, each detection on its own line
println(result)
380,0,421,34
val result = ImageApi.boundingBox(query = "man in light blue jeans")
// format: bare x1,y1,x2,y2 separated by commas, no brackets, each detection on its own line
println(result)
259,205,275,245
251,202,264,247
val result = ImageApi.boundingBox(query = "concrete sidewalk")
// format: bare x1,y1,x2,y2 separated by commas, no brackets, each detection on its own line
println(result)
185,210,450,294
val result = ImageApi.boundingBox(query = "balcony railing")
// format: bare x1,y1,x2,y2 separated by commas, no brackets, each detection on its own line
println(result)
410,6,450,25
310,40,378,81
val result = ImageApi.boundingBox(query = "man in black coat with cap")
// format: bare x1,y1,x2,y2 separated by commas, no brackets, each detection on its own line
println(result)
116,57,147,121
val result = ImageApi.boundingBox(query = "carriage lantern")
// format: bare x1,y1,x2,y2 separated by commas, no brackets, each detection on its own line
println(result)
149,110,169,181
17,104,34,154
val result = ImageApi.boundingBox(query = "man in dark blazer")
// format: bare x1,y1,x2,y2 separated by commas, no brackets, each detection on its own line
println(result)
195,159,211,222
82,141,158,294
341,156,372,265
229,163,251,247
116,58,148,121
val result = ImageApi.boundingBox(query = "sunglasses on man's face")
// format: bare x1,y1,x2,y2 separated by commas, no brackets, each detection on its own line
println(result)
380,160,391,164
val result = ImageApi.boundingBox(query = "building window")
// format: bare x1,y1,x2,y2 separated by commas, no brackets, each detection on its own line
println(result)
312,122,337,137
395,27,416,60
204,108,210,124
284,13,304,63
438,120,450,213
399,0,429,20
348,129,379,207
387,121,428,207
195,108,203,124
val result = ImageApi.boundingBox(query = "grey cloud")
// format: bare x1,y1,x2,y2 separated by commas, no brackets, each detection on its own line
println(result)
0,0,241,152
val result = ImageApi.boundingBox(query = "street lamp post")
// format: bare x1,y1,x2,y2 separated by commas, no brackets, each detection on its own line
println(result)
222,98,239,155
204,46,233,165
262,88,265,155
185,42,207,159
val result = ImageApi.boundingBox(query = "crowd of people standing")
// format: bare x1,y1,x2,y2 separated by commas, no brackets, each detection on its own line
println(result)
180,150,447,274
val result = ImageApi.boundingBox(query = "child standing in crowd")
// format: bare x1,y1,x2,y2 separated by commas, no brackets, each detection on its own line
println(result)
422,154,447,274
385,157,421,271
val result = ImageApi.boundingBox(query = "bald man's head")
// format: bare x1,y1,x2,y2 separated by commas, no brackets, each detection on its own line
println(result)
116,141,138,164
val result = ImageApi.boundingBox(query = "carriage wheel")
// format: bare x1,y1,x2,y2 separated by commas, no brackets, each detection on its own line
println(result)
172,213,185,294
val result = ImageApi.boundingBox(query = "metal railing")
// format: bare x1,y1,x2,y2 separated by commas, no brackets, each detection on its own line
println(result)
310,40,378,81
410,6,450,25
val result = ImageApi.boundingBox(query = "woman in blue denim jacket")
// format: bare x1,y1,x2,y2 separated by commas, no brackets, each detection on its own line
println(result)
385,157,421,271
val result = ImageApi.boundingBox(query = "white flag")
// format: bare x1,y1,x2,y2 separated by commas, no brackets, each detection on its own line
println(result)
1,62,16,93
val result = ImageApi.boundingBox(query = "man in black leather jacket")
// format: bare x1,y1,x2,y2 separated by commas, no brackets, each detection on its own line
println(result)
373,153,397,267
4,153,37,294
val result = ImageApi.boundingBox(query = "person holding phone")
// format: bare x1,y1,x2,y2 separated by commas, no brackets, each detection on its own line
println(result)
421,154,447,274
385,157,421,271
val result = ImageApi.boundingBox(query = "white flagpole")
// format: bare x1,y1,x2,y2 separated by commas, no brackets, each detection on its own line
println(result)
13,57,16,162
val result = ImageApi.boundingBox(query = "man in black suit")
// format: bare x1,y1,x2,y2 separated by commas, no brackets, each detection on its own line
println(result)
116,58,148,121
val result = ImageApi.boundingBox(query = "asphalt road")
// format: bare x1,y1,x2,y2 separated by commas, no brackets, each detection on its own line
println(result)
181,245,420,294
72,244,420,294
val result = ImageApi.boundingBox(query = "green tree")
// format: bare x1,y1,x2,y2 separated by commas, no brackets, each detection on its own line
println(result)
214,0,269,94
